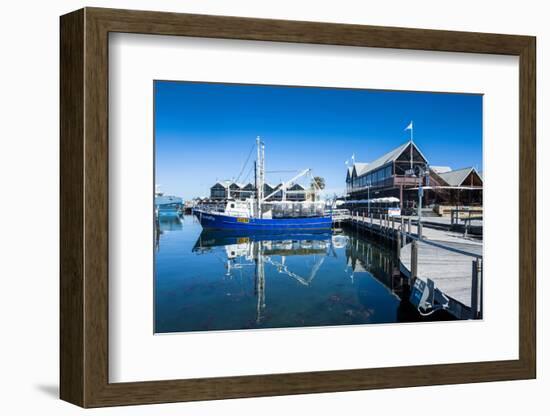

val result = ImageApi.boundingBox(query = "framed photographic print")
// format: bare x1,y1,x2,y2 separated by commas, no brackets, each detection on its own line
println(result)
60,7,536,407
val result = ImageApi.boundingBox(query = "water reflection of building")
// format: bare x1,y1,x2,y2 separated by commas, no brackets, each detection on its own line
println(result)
193,231,336,323
345,232,404,298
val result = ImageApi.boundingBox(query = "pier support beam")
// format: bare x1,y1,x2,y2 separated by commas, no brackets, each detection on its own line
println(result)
411,240,418,284
396,231,401,260
471,258,482,319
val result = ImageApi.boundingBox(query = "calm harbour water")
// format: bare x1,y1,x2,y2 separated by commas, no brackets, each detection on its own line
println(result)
154,215,448,334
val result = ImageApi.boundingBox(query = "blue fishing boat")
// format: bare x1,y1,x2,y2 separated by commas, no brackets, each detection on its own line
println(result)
194,137,332,231
194,208,332,231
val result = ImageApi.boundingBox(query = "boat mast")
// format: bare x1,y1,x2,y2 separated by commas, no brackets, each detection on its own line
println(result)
255,136,265,217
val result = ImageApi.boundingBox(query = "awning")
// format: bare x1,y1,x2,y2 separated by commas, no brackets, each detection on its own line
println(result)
345,197,400,204
407,186,482,190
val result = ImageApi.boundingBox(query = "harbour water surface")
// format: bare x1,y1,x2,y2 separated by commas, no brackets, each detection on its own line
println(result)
155,215,451,333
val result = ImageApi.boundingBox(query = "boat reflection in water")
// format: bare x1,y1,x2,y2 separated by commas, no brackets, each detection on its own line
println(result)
193,230,333,326
154,216,183,252
154,217,451,334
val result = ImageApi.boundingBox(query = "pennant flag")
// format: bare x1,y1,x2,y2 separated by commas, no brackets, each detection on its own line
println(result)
404,121,413,131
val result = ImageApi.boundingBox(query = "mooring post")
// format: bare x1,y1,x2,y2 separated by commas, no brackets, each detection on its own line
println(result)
464,211,471,237
471,258,481,319
396,229,401,259
411,240,418,284
479,258,483,318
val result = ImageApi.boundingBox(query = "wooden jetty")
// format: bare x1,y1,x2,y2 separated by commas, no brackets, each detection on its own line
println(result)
342,211,483,320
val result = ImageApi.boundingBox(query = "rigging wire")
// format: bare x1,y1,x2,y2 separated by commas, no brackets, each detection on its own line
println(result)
242,162,255,184
235,143,256,184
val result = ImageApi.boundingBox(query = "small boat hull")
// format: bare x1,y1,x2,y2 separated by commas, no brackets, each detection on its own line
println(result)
194,210,332,231
157,207,181,218
155,195,183,218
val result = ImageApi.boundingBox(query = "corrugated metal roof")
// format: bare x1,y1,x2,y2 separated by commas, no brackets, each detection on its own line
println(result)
431,166,452,174
212,180,246,189
288,183,305,190
351,141,427,177
438,167,480,186
211,180,232,189
352,163,370,176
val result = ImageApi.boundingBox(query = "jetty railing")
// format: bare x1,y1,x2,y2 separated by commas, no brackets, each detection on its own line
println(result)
349,210,483,319
450,208,483,237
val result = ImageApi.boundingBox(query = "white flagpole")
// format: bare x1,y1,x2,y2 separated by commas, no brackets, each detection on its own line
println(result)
409,121,414,170
410,121,414,170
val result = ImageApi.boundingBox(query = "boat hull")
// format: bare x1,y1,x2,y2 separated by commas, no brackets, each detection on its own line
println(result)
157,207,181,218
194,210,332,231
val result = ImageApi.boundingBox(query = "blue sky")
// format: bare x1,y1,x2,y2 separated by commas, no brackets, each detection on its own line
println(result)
155,81,482,200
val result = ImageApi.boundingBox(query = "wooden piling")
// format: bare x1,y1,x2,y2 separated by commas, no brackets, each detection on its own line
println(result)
396,230,401,260
471,258,481,319
411,240,418,284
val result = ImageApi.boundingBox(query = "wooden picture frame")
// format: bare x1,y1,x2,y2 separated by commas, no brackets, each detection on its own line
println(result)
60,7,536,408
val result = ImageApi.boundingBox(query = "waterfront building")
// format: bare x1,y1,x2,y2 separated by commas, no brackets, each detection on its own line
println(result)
210,181,248,200
345,141,483,213
209,181,307,202
287,183,307,201
240,183,256,199
267,183,307,201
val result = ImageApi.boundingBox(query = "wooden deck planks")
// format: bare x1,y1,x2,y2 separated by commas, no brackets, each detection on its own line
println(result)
400,241,482,307
350,215,482,309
